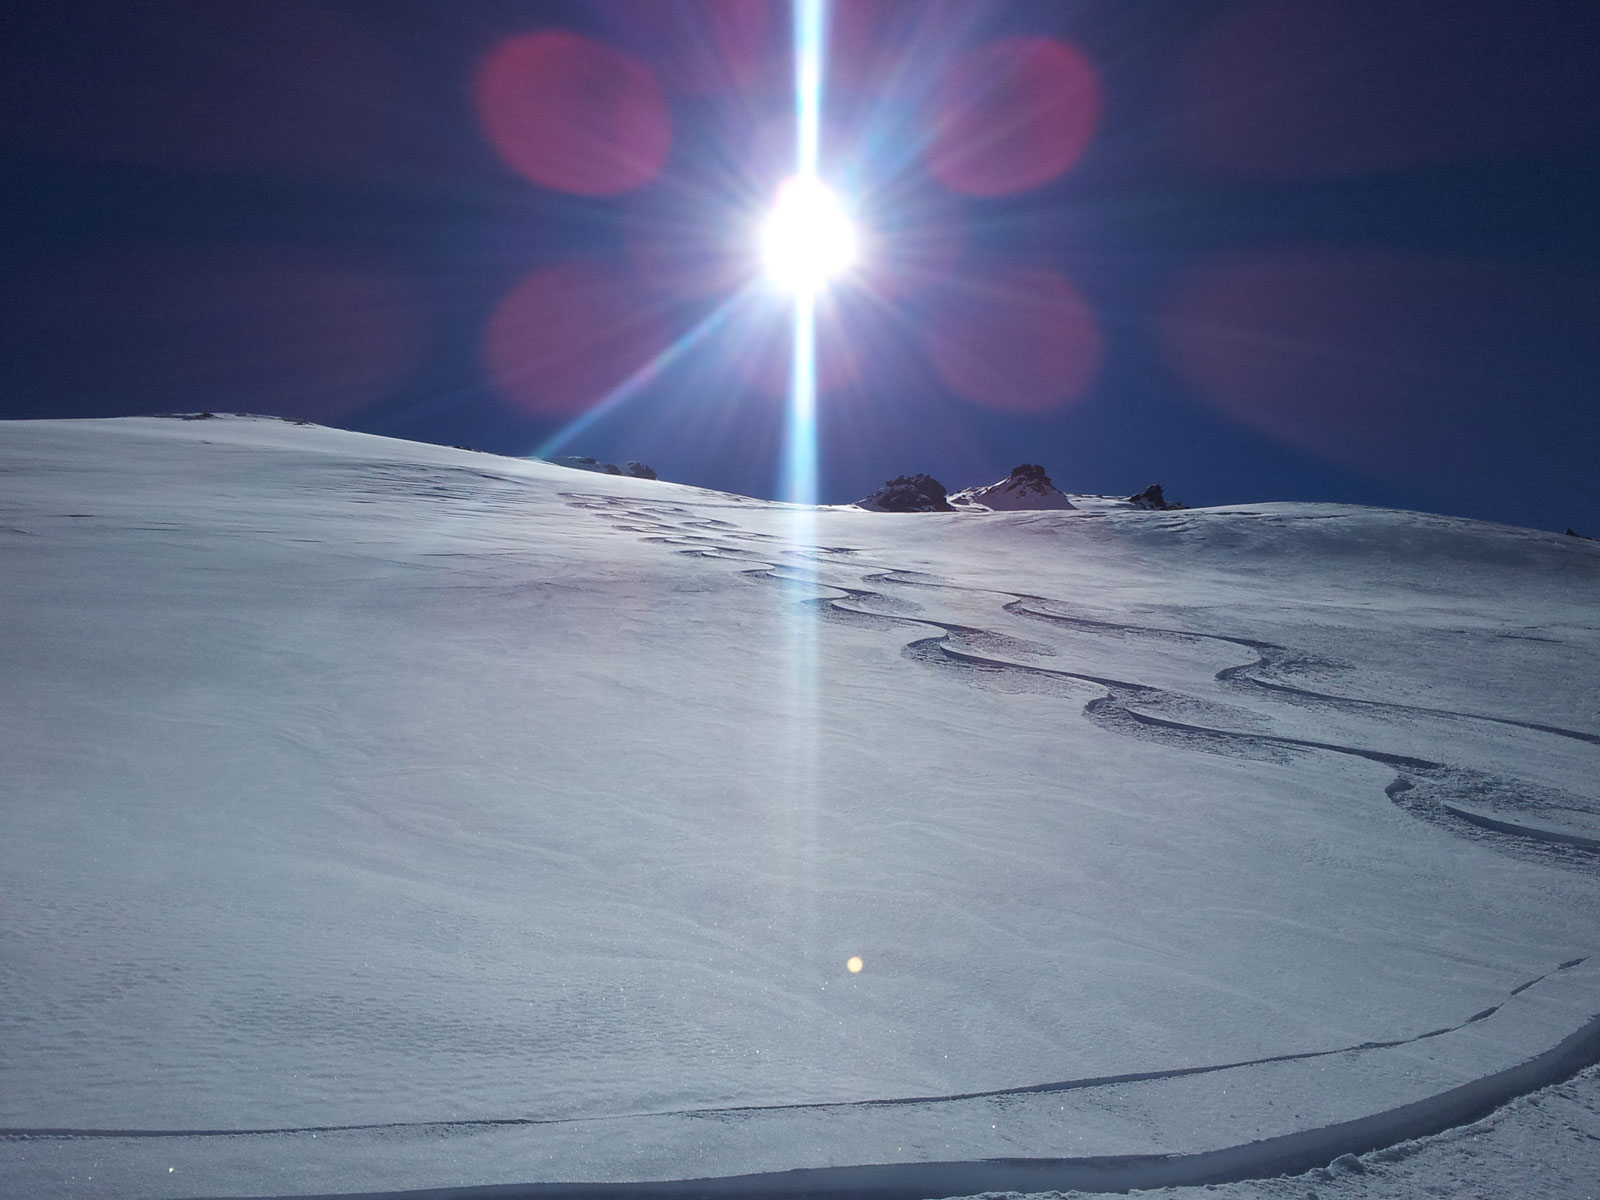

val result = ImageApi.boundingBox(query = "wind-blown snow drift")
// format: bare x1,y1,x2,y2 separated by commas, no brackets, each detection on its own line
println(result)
1,417,1597,1198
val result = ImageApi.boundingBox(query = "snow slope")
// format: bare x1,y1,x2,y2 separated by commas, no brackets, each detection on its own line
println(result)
948,464,1076,511
2,417,1597,1198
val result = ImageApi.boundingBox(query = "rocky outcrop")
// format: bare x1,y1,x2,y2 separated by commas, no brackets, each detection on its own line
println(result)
856,474,955,512
553,456,657,480
1128,484,1185,511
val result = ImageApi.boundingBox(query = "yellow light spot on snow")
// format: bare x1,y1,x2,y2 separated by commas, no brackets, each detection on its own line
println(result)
846,955,864,974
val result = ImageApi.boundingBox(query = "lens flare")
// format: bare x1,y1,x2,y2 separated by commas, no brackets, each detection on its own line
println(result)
923,264,1102,412
762,175,858,294
474,31,670,196
928,38,1100,197
484,262,673,417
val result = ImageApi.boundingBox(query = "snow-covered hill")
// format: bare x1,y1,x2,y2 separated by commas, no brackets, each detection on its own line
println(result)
949,463,1076,510
2,417,1597,1199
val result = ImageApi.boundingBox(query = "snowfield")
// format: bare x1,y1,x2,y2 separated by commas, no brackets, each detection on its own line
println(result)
2,417,1597,1199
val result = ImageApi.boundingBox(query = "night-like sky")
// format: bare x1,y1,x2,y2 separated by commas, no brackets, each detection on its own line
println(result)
4,1,1598,533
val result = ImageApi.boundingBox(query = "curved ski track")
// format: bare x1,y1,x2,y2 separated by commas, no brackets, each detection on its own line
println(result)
564,492,1600,871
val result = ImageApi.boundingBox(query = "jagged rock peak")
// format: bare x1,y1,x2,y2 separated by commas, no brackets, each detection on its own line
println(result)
1128,484,1185,511
856,474,955,513
1009,463,1052,485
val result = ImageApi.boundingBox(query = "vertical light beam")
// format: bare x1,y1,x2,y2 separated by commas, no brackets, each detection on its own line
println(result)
781,0,828,509
784,295,818,507
795,0,824,180
780,0,827,934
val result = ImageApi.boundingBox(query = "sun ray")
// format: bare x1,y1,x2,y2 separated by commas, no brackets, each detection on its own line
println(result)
778,0,829,930
534,290,751,461
780,0,829,511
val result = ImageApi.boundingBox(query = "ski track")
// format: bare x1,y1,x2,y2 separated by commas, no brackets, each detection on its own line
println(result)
560,492,1600,872
173,997,1600,1199
550,497,1600,1138
17,483,1591,1196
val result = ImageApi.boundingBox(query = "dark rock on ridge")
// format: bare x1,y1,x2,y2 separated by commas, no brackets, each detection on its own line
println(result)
554,455,657,480
857,474,955,512
1128,484,1185,511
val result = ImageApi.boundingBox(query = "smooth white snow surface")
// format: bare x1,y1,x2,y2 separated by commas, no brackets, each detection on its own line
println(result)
2,417,1598,1199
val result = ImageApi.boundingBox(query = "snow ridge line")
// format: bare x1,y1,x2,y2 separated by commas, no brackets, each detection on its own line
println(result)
188,1007,1600,1199
2,959,1585,1142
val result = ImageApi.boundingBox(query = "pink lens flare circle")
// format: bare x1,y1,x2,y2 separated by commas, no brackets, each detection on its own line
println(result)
924,265,1102,413
1161,250,1587,476
484,262,673,417
928,38,1101,197
474,31,671,196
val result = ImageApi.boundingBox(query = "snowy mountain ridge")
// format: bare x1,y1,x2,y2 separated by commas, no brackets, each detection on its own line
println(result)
947,463,1076,511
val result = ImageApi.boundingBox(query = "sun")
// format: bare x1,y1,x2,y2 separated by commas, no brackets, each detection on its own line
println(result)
761,175,858,295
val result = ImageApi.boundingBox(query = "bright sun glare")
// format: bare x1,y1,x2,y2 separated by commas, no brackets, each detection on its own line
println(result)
761,175,857,294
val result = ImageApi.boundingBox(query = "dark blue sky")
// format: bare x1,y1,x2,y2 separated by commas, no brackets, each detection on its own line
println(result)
4,1,1598,533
